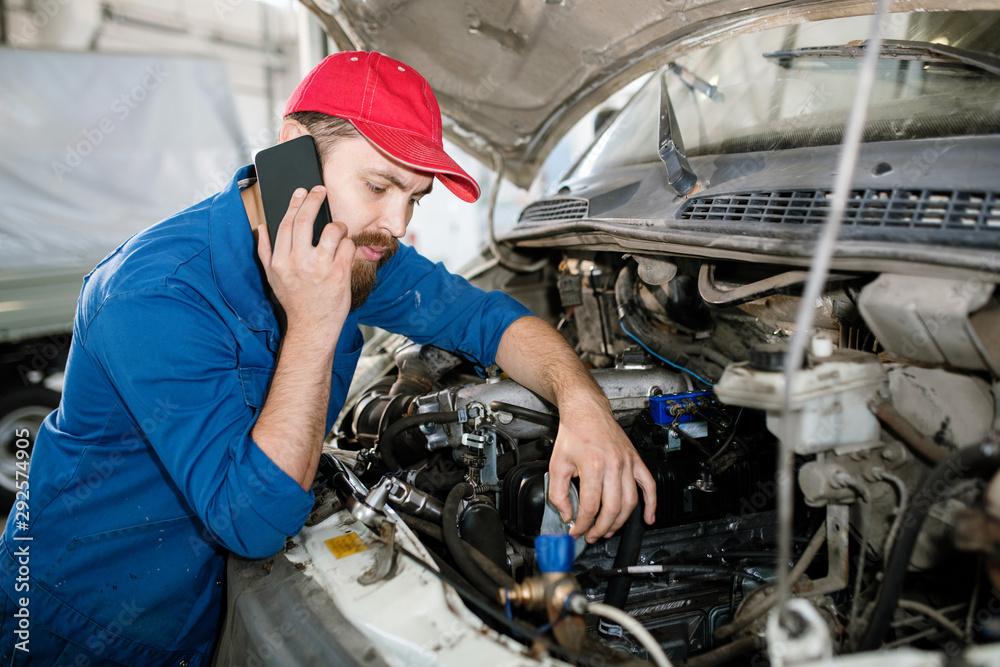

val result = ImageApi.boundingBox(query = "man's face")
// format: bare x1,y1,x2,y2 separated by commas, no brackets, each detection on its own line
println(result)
317,135,433,309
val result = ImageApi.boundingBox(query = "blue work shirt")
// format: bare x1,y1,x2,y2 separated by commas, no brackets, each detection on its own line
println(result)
0,165,532,666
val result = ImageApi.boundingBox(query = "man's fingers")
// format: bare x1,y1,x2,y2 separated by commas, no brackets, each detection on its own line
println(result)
334,236,356,272
635,461,658,525
290,185,327,252
273,187,307,255
315,220,348,259
586,465,622,542
256,224,272,265
575,472,603,542
604,478,639,538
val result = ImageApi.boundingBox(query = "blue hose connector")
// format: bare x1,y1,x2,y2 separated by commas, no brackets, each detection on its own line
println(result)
535,534,576,573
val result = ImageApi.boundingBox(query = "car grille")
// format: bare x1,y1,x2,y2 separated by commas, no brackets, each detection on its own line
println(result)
518,197,589,223
681,189,1000,231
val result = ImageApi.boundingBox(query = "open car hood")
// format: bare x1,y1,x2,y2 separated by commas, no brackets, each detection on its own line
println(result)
300,0,977,187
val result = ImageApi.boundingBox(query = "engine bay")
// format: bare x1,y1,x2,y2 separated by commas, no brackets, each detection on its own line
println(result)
308,251,1000,666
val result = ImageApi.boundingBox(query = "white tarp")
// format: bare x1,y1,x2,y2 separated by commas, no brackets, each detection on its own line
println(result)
0,48,249,274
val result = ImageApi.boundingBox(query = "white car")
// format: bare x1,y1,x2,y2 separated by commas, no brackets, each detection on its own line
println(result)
213,1,1000,665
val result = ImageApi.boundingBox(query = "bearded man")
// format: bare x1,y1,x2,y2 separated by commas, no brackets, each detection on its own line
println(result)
0,51,655,666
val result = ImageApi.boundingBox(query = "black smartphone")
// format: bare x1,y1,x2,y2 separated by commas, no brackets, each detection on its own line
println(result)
253,135,332,248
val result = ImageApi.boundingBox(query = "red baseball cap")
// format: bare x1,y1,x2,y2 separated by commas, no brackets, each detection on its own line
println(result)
284,51,481,203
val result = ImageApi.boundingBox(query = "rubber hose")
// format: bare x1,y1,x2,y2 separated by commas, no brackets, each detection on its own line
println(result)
399,513,511,590
600,497,646,635
859,439,1000,651
443,482,501,599
379,410,460,476
489,401,558,429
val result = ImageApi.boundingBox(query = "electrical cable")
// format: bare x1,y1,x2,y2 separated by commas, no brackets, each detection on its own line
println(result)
596,563,768,584
587,602,672,667
484,146,549,273
773,0,892,627
896,600,965,641
708,407,744,462
874,469,908,571
843,477,872,649
620,320,713,387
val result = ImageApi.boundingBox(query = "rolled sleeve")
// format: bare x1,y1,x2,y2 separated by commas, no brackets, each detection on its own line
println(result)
359,244,534,367
85,286,313,558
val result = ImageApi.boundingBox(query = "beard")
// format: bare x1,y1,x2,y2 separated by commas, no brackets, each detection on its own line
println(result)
349,230,398,311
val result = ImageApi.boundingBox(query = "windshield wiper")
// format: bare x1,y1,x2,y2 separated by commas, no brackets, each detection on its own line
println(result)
658,69,698,197
764,39,1000,76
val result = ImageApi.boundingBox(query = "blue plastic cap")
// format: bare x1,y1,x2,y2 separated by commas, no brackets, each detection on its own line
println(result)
535,534,576,573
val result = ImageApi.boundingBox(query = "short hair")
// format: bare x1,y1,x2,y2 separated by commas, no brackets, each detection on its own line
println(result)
284,111,360,161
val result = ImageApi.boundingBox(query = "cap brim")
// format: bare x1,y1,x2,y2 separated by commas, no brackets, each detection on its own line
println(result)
350,120,481,203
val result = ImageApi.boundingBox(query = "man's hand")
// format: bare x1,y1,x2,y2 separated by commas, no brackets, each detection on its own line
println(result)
495,316,657,542
249,185,354,490
256,185,355,336
548,395,657,543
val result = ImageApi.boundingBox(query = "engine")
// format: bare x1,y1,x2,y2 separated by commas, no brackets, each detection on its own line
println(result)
323,253,1000,665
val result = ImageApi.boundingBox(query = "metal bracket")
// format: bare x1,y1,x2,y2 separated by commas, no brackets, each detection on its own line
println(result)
359,520,398,586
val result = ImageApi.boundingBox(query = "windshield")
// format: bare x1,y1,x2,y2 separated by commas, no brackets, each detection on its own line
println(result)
569,10,1000,181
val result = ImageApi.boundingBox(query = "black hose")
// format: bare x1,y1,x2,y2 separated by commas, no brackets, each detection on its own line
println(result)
400,514,444,542
489,401,558,429
378,410,460,475
599,498,645,639
859,438,1000,651
443,482,501,599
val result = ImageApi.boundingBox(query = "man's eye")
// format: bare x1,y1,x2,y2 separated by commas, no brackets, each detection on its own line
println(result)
409,197,421,207
366,182,386,194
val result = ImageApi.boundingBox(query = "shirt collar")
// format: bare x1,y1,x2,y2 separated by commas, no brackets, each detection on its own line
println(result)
208,165,279,341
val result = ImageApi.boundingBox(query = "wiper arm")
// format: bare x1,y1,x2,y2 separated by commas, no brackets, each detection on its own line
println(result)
657,69,698,197
764,39,1000,76
668,62,722,100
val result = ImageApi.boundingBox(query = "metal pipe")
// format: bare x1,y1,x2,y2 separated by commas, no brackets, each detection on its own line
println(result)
775,0,891,626
872,400,951,463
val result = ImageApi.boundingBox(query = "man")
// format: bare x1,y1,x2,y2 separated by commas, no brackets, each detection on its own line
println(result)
0,51,655,665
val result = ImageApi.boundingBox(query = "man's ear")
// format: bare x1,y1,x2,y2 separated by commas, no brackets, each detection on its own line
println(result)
278,118,308,143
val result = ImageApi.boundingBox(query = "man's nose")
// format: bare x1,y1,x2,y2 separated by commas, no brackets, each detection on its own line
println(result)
378,204,408,239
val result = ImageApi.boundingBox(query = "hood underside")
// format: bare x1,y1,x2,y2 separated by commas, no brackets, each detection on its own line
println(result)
301,0,981,188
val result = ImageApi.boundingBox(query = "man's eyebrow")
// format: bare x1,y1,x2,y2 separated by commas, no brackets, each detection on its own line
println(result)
366,168,433,196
